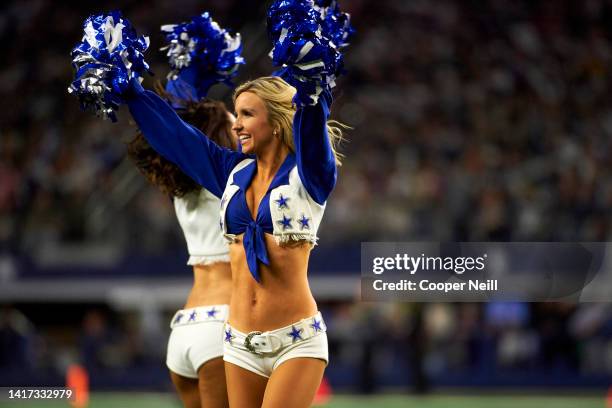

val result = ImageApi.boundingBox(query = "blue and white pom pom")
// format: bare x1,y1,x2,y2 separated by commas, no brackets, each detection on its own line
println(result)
161,12,245,101
68,11,151,122
267,0,354,106
315,0,355,50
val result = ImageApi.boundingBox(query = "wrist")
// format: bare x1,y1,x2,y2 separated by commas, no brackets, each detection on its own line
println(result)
125,78,145,100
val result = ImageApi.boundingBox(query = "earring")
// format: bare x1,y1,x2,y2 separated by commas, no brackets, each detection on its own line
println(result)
273,130,278,137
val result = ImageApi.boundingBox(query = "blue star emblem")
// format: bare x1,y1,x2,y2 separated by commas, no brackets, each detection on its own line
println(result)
188,310,197,322
277,215,292,230
207,307,218,318
298,214,310,230
174,313,184,324
287,326,303,342
274,194,290,209
310,319,323,332
224,328,234,343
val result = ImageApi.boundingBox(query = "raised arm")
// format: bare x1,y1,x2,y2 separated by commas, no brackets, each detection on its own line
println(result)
293,90,337,205
126,79,246,197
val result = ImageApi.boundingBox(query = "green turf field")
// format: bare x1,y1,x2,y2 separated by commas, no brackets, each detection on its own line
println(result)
0,393,606,408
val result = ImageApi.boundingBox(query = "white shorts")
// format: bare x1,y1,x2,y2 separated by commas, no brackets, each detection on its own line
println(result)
223,312,328,378
166,304,229,379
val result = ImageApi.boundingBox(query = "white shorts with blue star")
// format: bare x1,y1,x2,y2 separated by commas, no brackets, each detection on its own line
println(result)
223,312,329,378
166,304,229,379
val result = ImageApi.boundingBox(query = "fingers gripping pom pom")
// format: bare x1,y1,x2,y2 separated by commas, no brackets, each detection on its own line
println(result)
267,0,354,107
68,11,151,122
161,12,245,101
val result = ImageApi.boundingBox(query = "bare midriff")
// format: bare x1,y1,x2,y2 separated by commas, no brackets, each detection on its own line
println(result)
228,233,317,333
183,262,232,308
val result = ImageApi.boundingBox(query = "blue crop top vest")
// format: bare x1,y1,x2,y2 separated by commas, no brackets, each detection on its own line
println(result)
126,80,337,282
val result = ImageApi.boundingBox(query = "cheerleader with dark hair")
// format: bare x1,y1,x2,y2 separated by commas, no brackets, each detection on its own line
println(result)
69,11,244,408
127,85,235,408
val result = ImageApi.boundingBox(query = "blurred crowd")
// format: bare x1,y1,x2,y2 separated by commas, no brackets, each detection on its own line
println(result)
326,301,612,390
1,0,612,392
326,0,612,243
2,301,611,390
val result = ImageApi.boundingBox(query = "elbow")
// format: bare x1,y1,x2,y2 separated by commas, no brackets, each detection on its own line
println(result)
326,167,338,196
328,170,338,199
312,165,337,205
325,158,338,189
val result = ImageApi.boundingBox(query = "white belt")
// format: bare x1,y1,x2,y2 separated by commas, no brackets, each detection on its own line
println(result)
170,305,229,328
224,312,326,355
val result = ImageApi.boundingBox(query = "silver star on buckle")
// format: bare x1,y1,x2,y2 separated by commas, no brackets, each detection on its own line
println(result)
244,331,263,355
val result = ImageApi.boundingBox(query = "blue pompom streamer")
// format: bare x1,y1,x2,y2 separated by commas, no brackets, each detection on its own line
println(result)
267,0,354,106
315,0,355,50
68,11,151,122
161,12,245,102
268,1,321,41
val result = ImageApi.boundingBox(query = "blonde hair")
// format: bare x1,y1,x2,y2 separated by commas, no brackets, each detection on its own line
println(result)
233,76,345,165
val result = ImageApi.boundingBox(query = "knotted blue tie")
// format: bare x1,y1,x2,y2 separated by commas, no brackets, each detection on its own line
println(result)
243,220,270,282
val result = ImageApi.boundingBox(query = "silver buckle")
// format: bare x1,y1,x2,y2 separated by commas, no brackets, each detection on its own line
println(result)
244,331,263,355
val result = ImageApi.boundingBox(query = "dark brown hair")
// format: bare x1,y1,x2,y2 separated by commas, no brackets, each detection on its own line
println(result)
127,82,236,197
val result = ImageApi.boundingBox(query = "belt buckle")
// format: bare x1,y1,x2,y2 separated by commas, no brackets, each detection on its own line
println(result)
244,331,263,355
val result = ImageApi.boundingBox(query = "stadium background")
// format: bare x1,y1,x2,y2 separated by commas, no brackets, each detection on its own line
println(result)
0,0,611,406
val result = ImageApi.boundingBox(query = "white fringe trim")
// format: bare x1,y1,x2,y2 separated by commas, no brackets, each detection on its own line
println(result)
187,253,231,266
223,233,238,243
273,234,318,247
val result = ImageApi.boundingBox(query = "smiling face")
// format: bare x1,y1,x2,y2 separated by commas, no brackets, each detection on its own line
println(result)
232,91,276,155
